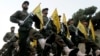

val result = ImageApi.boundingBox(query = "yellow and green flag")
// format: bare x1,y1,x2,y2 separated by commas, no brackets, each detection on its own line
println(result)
51,9,60,33
62,13,67,26
77,21,87,39
62,13,70,38
33,3,43,29
88,20,95,41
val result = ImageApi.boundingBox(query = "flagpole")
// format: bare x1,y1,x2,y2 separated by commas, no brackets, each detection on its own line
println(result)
44,17,51,29
23,12,33,24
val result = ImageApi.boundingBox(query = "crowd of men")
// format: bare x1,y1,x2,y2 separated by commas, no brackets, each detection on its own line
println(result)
0,1,100,56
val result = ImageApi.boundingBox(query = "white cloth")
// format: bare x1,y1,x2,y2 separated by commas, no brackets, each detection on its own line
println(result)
19,20,24,25
38,38,47,49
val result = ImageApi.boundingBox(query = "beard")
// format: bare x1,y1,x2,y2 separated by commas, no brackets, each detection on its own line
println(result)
23,7,28,10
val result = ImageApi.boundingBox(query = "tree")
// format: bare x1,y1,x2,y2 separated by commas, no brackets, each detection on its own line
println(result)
84,6,97,16
92,11,100,30
72,6,97,26
72,9,85,25
84,6,97,21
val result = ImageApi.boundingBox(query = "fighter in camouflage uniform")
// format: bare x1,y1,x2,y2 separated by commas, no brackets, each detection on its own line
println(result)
10,1,42,56
1,26,17,56
81,20,100,56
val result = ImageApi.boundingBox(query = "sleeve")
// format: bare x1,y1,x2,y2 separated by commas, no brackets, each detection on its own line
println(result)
3,33,9,42
10,11,21,23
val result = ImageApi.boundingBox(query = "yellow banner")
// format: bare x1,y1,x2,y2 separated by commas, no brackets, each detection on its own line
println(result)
33,3,43,29
51,9,60,33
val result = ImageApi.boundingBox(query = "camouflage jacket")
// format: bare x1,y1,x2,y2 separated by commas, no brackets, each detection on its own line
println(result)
3,32,15,42
10,10,33,31
40,19,57,38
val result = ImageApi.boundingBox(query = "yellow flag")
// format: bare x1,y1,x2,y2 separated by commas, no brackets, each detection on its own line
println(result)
62,13,70,38
30,40,37,47
77,21,87,39
51,9,60,33
33,3,43,29
62,13,67,26
88,20,95,41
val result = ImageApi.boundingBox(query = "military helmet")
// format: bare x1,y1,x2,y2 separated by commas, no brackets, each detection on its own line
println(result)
22,1,29,5
42,8,48,12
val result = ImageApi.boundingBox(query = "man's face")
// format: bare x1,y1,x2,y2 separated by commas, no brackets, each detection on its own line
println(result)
69,20,74,25
22,3,29,10
43,10,48,16
82,21,88,27
11,28,15,32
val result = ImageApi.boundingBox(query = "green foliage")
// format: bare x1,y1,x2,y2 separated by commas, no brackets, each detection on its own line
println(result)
92,11,100,30
72,6,97,26
93,11,100,20
72,9,86,25
84,6,97,15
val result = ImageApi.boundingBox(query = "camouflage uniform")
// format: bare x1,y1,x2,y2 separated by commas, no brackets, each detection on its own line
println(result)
10,10,33,56
3,32,15,42
85,28,99,56
39,17,56,56
2,32,16,56
59,23,74,48
53,23,74,56
68,24,80,47
40,17,56,38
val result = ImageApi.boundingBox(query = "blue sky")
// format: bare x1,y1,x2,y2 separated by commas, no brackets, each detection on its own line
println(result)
0,0,100,48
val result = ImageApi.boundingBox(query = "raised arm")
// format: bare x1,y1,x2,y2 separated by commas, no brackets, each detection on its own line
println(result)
10,11,21,23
